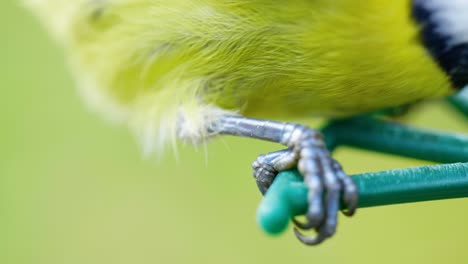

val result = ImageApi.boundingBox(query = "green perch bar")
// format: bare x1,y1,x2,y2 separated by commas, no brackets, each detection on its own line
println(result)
321,116,468,162
257,95,468,235
258,163,468,235
449,88,468,117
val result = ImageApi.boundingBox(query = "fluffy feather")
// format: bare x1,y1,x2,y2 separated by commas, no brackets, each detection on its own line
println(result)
25,0,454,154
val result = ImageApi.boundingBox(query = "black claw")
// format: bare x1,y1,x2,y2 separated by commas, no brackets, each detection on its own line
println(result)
292,218,308,229
342,208,356,217
252,150,293,195
341,191,358,216
332,161,358,217
256,182,268,195
292,217,320,230
322,224,336,238
293,227,327,246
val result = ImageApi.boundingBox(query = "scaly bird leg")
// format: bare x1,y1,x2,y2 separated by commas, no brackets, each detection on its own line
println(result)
210,115,358,245
252,149,295,195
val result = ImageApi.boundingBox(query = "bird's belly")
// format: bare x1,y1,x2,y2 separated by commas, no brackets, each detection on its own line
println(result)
188,0,456,119
209,64,454,119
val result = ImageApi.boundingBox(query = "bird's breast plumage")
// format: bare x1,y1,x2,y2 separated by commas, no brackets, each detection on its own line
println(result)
26,0,465,151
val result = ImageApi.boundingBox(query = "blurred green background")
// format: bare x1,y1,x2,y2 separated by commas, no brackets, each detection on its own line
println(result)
2,1,468,263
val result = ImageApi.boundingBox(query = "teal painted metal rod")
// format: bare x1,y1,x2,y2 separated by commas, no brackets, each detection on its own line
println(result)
321,117,468,163
257,163,468,235
449,88,468,117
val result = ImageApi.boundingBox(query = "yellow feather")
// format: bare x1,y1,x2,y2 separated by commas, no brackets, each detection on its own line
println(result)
25,0,454,153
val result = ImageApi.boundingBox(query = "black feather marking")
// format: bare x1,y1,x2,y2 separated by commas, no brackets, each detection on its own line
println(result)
412,1,468,90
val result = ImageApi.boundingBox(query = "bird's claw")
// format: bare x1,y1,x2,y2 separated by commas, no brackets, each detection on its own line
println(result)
293,153,357,245
333,161,358,217
251,126,358,245
252,157,277,195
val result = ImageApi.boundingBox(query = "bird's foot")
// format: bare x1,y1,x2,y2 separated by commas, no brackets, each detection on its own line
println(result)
252,126,358,245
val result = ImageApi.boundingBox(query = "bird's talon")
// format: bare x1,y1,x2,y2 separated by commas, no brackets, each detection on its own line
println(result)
332,161,359,217
250,126,357,245
292,217,319,230
293,227,326,246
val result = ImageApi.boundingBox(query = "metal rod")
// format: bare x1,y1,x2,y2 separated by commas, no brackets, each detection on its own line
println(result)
321,117,468,163
449,87,468,117
257,163,468,235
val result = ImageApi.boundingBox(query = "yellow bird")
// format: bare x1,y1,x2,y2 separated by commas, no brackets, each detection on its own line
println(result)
25,0,467,245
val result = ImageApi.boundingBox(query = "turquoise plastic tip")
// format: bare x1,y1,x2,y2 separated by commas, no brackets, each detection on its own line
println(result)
257,163,468,235
257,171,308,235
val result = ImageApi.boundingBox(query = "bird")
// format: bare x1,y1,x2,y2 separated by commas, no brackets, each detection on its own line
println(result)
25,0,468,245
